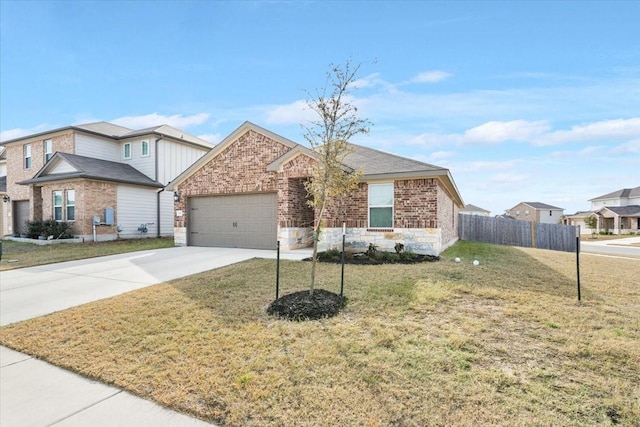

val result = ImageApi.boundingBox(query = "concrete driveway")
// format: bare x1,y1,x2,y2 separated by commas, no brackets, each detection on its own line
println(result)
1,246,311,426
1,246,311,326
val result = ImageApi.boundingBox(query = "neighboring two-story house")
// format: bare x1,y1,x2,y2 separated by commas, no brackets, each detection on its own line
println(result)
0,122,212,240
588,186,640,234
506,202,564,225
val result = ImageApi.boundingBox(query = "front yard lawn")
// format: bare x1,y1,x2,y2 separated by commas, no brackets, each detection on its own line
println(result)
1,241,638,426
0,237,175,271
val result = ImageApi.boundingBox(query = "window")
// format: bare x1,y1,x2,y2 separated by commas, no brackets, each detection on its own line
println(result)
141,140,149,156
44,139,53,162
53,191,63,221
123,143,131,159
24,144,32,169
66,190,75,221
369,183,394,228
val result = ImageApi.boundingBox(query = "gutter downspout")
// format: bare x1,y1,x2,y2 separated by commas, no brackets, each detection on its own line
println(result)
155,137,163,238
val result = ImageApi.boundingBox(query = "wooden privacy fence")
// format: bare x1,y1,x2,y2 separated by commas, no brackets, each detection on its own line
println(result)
459,214,578,252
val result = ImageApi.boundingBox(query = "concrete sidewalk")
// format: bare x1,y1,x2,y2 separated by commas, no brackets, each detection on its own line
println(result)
1,246,311,426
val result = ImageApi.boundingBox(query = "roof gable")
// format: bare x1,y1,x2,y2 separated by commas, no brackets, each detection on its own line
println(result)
167,121,299,190
17,152,163,188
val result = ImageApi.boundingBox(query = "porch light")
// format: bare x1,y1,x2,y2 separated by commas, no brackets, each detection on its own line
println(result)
2,195,9,203
173,192,180,202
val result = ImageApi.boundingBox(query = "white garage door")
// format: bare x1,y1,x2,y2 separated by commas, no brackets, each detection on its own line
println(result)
188,193,277,249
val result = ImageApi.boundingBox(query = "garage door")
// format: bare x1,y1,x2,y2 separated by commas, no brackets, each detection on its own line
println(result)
13,200,30,235
188,193,277,249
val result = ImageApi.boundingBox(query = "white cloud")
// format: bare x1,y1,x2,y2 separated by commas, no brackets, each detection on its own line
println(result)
456,159,521,173
264,100,315,125
461,120,550,145
612,139,640,154
489,172,529,183
533,117,640,146
0,124,50,142
112,113,210,129
197,133,222,144
409,70,453,83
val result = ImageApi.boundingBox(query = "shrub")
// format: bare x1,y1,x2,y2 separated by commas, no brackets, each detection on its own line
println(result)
25,219,73,239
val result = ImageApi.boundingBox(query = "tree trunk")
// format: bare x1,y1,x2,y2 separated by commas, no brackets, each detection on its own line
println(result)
310,227,319,295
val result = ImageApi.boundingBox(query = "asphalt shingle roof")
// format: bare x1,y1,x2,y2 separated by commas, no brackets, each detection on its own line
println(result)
343,144,444,176
523,202,563,210
600,205,640,216
17,153,163,188
590,186,640,201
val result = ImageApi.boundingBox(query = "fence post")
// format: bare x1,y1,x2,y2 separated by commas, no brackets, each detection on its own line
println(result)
576,226,581,301
275,241,280,300
531,221,536,248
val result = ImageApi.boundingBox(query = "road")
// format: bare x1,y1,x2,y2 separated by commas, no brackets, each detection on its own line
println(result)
580,236,640,258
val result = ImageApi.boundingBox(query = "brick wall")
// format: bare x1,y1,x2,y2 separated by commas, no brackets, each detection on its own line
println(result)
5,131,75,200
436,180,459,244
175,130,291,228
40,179,117,237
508,202,535,222
394,179,439,228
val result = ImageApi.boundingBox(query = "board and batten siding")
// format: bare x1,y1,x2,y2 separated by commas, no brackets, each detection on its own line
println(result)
75,134,120,161
117,185,158,238
121,138,155,179
156,140,208,184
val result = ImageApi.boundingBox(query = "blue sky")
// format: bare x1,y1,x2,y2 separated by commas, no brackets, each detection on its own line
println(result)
2,1,639,216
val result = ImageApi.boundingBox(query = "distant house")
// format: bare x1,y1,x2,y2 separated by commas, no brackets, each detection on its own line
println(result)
0,122,212,240
460,204,490,216
506,202,564,225
562,211,595,235
167,121,465,255
589,186,640,234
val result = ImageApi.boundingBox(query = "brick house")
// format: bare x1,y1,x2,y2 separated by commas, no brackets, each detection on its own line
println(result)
0,122,212,240
506,202,564,225
168,121,465,255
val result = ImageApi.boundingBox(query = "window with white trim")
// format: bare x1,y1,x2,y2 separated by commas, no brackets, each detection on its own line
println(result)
24,144,32,169
66,190,75,221
368,183,394,228
44,139,53,162
53,191,63,221
141,140,149,157
123,143,131,159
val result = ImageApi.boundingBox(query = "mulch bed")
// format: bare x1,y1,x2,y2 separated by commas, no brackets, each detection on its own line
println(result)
304,252,440,265
267,289,347,321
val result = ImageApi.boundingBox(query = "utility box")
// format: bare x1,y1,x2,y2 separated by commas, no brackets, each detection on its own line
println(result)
93,216,101,225
104,208,115,226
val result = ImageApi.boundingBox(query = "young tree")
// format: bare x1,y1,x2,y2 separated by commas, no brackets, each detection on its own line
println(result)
584,214,598,237
303,61,371,294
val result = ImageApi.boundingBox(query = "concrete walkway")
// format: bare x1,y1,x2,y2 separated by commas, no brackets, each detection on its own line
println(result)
1,246,311,427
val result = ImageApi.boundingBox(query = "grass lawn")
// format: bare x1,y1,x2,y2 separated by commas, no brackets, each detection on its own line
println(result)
0,237,175,271
1,241,638,426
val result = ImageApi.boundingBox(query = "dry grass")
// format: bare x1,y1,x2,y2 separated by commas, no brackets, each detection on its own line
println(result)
1,241,639,426
0,238,175,271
